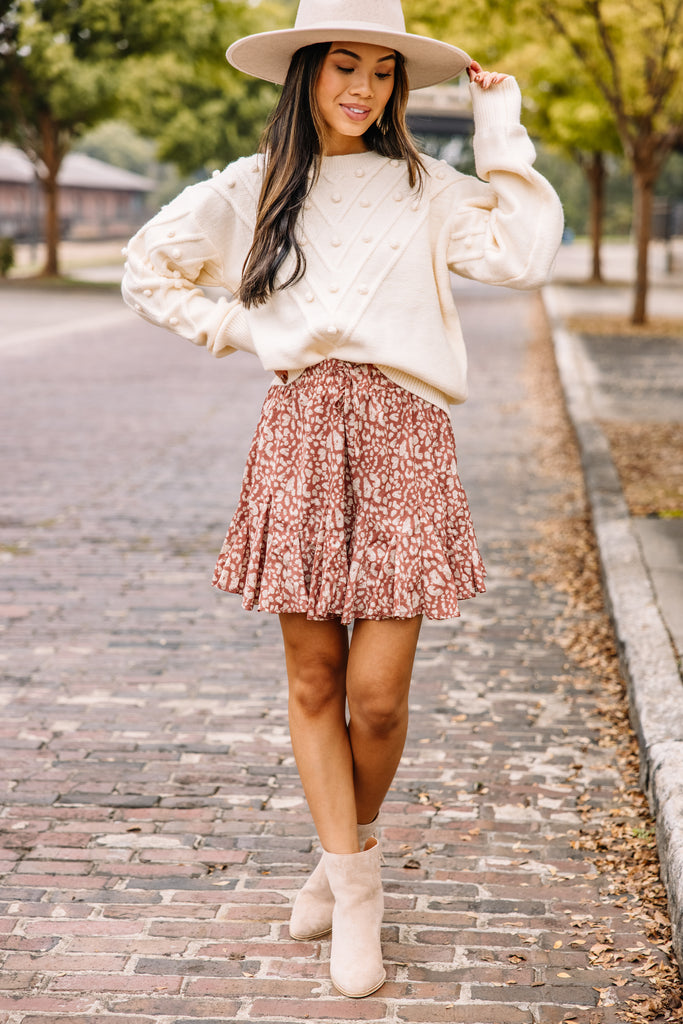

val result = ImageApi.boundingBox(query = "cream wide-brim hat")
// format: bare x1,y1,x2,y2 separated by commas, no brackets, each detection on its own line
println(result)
226,0,471,91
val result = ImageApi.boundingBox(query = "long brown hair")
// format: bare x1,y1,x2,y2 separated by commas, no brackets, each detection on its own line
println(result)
239,43,425,309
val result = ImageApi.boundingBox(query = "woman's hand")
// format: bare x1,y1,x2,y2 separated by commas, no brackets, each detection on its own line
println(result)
467,60,509,89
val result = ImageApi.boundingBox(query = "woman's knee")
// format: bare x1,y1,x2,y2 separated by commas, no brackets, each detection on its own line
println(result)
287,647,348,717
349,689,408,739
289,668,345,718
281,614,348,717
344,617,419,738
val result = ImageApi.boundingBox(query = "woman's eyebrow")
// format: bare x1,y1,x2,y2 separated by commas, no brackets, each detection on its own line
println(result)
329,48,396,63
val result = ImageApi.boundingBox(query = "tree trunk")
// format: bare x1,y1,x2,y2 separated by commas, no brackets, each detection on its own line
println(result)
39,115,64,277
41,173,60,276
632,167,654,324
587,152,606,283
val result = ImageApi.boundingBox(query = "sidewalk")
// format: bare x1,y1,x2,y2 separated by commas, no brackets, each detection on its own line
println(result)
545,239,683,972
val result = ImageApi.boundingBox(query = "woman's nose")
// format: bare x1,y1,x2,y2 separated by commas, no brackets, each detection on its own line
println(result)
350,74,372,97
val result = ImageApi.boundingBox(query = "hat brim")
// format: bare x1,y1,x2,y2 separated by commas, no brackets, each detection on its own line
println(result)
226,25,471,90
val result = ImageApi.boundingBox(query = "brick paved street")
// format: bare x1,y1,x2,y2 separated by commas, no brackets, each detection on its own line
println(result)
0,280,672,1022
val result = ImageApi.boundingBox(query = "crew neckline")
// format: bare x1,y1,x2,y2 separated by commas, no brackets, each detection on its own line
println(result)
319,150,401,178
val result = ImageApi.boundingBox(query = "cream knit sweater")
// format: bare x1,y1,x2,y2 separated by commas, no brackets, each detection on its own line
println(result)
122,78,563,410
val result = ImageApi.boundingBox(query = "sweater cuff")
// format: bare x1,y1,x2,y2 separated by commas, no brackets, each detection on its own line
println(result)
471,77,537,182
469,76,522,132
211,301,255,358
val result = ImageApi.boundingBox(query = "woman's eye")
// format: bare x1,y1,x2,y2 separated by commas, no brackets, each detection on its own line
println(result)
336,65,354,74
376,72,392,80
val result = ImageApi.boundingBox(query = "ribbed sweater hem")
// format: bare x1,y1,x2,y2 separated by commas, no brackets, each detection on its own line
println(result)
376,366,451,412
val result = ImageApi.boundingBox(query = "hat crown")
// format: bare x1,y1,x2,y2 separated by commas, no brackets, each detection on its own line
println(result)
294,0,407,34
226,0,470,91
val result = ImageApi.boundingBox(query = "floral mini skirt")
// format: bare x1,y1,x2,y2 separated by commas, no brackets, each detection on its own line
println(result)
212,360,486,623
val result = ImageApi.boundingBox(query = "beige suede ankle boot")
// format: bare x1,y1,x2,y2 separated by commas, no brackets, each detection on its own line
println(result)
324,837,385,998
289,819,379,941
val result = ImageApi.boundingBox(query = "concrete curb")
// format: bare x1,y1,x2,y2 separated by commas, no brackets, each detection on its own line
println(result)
544,285,683,972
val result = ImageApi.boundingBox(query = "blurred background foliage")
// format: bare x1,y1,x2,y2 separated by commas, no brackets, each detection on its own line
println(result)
404,0,683,317
116,0,292,174
0,0,294,271
1,0,681,307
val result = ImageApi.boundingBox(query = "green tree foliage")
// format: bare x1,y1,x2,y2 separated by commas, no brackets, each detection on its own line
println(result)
453,0,683,322
520,49,622,282
405,0,623,282
535,0,683,321
119,1,289,176
0,0,124,273
0,0,287,275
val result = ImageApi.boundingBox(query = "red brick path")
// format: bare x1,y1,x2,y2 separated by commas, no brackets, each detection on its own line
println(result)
0,282,664,1021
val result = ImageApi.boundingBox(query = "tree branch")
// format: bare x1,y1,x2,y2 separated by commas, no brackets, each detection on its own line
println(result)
539,0,634,153
647,0,683,119
583,0,629,136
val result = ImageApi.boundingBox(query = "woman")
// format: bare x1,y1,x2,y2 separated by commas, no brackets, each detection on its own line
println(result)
122,0,563,999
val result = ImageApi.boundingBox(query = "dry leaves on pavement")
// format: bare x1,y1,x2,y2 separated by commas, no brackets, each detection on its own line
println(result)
527,297,683,1021
600,421,683,517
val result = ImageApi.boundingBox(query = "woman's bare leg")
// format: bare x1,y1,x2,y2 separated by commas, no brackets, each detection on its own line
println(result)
280,613,358,854
346,617,422,825
281,613,422,850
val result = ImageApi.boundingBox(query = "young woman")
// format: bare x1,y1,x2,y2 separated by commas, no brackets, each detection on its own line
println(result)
122,0,563,1000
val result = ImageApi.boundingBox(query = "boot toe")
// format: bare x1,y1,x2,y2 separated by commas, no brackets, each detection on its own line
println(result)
289,911,332,941
331,965,386,998
289,856,334,940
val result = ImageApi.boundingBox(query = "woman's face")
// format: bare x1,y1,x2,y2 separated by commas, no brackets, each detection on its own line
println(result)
315,40,396,155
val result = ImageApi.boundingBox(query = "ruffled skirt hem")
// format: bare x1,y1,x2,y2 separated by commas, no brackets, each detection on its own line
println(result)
212,361,486,624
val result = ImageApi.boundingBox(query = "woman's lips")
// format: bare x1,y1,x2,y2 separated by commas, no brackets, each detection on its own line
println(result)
340,104,371,122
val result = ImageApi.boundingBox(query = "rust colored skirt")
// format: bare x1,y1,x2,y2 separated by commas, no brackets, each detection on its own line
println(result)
212,360,486,624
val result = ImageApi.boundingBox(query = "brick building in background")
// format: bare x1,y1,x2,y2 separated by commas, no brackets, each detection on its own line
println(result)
0,143,155,243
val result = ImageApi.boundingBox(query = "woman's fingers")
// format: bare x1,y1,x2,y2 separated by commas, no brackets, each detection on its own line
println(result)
467,61,509,89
